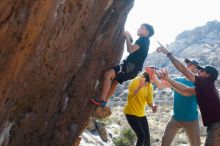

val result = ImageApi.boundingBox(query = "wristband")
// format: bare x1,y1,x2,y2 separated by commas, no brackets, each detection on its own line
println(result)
167,53,172,57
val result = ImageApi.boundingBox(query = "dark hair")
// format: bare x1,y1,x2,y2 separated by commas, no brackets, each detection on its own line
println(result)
197,65,218,81
142,23,154,38
205,65,218,81
142,72,150,82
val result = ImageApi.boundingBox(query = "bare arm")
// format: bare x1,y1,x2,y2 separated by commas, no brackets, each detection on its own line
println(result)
168,55,195,82
171,86,194,96
133,78,145,95
155,72,193,96
124,31,140,53
148,103,158,113
146,67,170,89
154,74,193,96
156,42,195,82
146,84,157,113
166,76,196,95
134,86,141,95
125,37,132,52
126,42,140,53
151,74,170,89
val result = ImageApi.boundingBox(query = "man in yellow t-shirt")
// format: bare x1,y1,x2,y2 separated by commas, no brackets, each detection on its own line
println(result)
124,72,157,146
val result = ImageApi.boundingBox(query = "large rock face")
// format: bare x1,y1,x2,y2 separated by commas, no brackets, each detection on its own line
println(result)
0,0,134,145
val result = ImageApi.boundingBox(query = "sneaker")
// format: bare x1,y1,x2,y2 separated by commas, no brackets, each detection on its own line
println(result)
90,98,107,107
90,98,102,106
100,101,107,107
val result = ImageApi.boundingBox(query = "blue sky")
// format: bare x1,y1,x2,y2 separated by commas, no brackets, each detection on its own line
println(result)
123,0,220,59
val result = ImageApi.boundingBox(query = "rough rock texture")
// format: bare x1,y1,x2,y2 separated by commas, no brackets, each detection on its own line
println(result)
0,0,134,145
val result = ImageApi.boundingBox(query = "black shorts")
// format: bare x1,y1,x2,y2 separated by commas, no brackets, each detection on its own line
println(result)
112,62,140,84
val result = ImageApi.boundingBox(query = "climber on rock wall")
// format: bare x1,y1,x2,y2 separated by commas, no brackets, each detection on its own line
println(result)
90,23,154,111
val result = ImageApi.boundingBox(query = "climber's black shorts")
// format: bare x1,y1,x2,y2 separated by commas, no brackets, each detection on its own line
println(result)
112,62,140,84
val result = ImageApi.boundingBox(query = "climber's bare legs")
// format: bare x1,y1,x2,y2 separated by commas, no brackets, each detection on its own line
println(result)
106,79,119,101
99,69,116,101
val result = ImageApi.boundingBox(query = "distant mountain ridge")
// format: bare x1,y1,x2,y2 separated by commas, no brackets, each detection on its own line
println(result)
144,20,220,75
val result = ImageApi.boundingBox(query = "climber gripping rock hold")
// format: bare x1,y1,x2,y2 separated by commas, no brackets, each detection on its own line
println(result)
89,23,154,116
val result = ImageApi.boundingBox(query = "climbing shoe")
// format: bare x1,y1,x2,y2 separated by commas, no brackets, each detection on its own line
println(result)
90,98,107,107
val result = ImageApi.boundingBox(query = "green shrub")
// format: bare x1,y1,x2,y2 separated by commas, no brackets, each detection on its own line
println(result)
113,128,136,146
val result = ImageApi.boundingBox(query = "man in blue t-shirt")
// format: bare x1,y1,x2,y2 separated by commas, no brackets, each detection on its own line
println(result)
161,59,201,146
